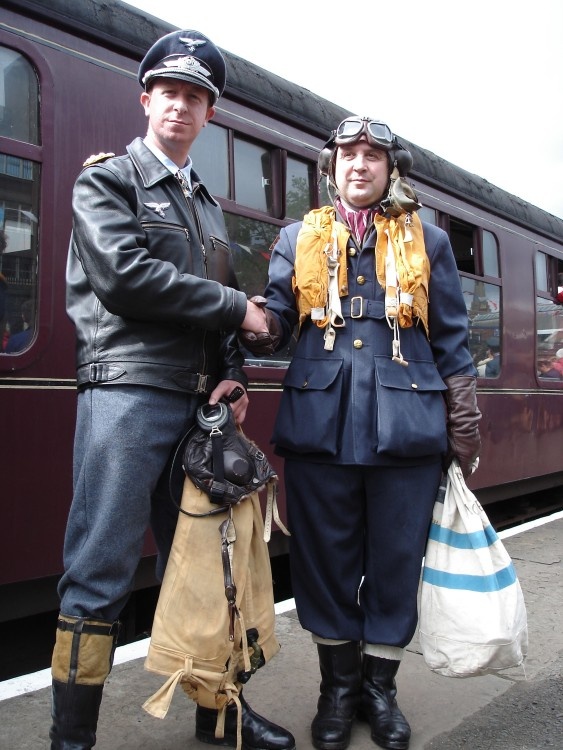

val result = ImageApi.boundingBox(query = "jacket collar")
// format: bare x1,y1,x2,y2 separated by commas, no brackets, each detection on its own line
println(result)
126,137,218,205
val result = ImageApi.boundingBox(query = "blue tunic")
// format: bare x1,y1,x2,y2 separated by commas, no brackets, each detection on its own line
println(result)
264,219,475,466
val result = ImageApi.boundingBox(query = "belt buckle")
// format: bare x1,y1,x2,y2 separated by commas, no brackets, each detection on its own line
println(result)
350,296,364,319
195,373,209,393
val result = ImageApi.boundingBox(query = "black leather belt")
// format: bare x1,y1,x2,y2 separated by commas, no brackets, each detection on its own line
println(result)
76,362,217,394
341,296,384,320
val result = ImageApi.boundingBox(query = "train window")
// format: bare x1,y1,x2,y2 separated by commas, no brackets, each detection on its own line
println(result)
418,206,437,225
461,277,502,377
535,252,548,292
224,211,294,365
189,122,229,198
286,156,315,220
224,212,278,299
482,230,499,278
536,297,563,381
0,48,40,145
233,137,273,214
449,217,476,274
0,153,40,355
535,252,563,381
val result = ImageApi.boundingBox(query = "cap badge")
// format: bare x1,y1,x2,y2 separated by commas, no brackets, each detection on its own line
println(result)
163,55,212,80
179,37,207,53
145,202,170,218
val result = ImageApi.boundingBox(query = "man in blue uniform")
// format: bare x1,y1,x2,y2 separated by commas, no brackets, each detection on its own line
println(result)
49,29,294,750
241,117,481,750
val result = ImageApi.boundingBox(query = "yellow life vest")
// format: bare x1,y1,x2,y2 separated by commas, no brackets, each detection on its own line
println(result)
294,207,429,336
292,206,350,329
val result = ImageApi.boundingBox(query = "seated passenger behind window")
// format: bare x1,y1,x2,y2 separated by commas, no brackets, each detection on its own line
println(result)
484,337,500,377
538,357,563,380
4,298,34,353
553,348,563,376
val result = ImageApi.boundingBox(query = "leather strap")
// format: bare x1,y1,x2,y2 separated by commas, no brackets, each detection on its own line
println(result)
76,362,217,393
57,618,120,637
219,515,239,642
210,426,227,503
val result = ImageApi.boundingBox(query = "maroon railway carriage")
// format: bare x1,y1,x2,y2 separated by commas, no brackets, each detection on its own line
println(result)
1,0,562,637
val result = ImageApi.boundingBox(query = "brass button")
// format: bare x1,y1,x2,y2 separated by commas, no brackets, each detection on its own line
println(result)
353,339,363,349
348,248,356,257
357,275,366,285
302,380,308,388
411,383,418,389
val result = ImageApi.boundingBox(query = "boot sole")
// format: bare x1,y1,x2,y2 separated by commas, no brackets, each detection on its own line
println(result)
370,736,409,750
356,710,409,750
196,730,296,750
312,741,351,750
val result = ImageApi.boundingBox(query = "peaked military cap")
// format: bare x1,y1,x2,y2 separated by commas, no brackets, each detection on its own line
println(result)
138,29,226,103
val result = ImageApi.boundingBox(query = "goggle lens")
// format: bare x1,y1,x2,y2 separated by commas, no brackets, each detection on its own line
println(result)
335,118,393,149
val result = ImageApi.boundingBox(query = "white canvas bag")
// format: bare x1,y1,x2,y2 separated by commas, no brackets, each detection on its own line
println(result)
419,460,528,677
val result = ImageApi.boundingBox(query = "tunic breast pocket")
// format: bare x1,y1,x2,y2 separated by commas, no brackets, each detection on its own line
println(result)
374,356,448,458
272,356,344,455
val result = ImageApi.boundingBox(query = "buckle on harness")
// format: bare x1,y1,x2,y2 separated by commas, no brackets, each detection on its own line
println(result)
350,296,364,319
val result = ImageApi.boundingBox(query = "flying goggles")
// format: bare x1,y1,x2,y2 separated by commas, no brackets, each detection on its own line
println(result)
334,117,394,150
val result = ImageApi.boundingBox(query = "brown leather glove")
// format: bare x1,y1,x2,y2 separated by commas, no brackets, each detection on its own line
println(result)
238,296,282,357
443,375,481,479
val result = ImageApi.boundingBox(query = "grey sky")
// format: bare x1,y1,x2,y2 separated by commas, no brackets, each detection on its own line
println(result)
125,0,563,220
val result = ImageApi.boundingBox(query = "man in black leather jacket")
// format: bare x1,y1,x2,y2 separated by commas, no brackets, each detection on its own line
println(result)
49,29,294,750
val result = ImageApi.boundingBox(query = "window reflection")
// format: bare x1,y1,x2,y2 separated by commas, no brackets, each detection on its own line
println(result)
0,154,40,353
234,137,272,213
536,297,563,381
461,277,501,377
0,46,40,355
286,156,314,220
225,212,277,299
482,230,499,278
189,122,229,198
225,212,295,365
0,47,40,144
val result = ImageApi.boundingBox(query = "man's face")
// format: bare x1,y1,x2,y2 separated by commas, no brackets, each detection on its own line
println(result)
141,79,214,164
334,140,389,209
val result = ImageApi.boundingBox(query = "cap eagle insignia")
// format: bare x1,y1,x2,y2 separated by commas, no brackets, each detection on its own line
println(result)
179,37,206,53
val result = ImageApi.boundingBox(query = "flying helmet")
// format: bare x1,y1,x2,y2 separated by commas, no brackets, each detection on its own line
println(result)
318,116,421,214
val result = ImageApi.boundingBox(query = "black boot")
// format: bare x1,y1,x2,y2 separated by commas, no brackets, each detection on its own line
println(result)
311,642,362,750
49,616,119,750
195,693,295,750
50,680,105,750
357,656,410,750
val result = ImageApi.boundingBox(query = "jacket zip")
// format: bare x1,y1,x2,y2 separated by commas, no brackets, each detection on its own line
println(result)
141,221,191,242
175,178,209,378
177,179,208,278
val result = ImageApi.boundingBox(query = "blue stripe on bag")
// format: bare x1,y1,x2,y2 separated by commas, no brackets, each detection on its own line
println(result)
422,562,517,592
428,522,498,549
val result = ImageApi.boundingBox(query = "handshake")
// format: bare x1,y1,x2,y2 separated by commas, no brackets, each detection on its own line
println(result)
240,295,281,356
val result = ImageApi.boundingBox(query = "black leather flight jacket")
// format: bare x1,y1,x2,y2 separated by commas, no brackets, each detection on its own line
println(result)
66,137,248,394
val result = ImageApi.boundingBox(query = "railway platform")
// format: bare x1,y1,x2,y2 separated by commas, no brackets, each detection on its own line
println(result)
1,513,562,750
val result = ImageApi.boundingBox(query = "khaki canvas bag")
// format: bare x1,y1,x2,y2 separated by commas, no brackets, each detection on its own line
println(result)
142,475,283,731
